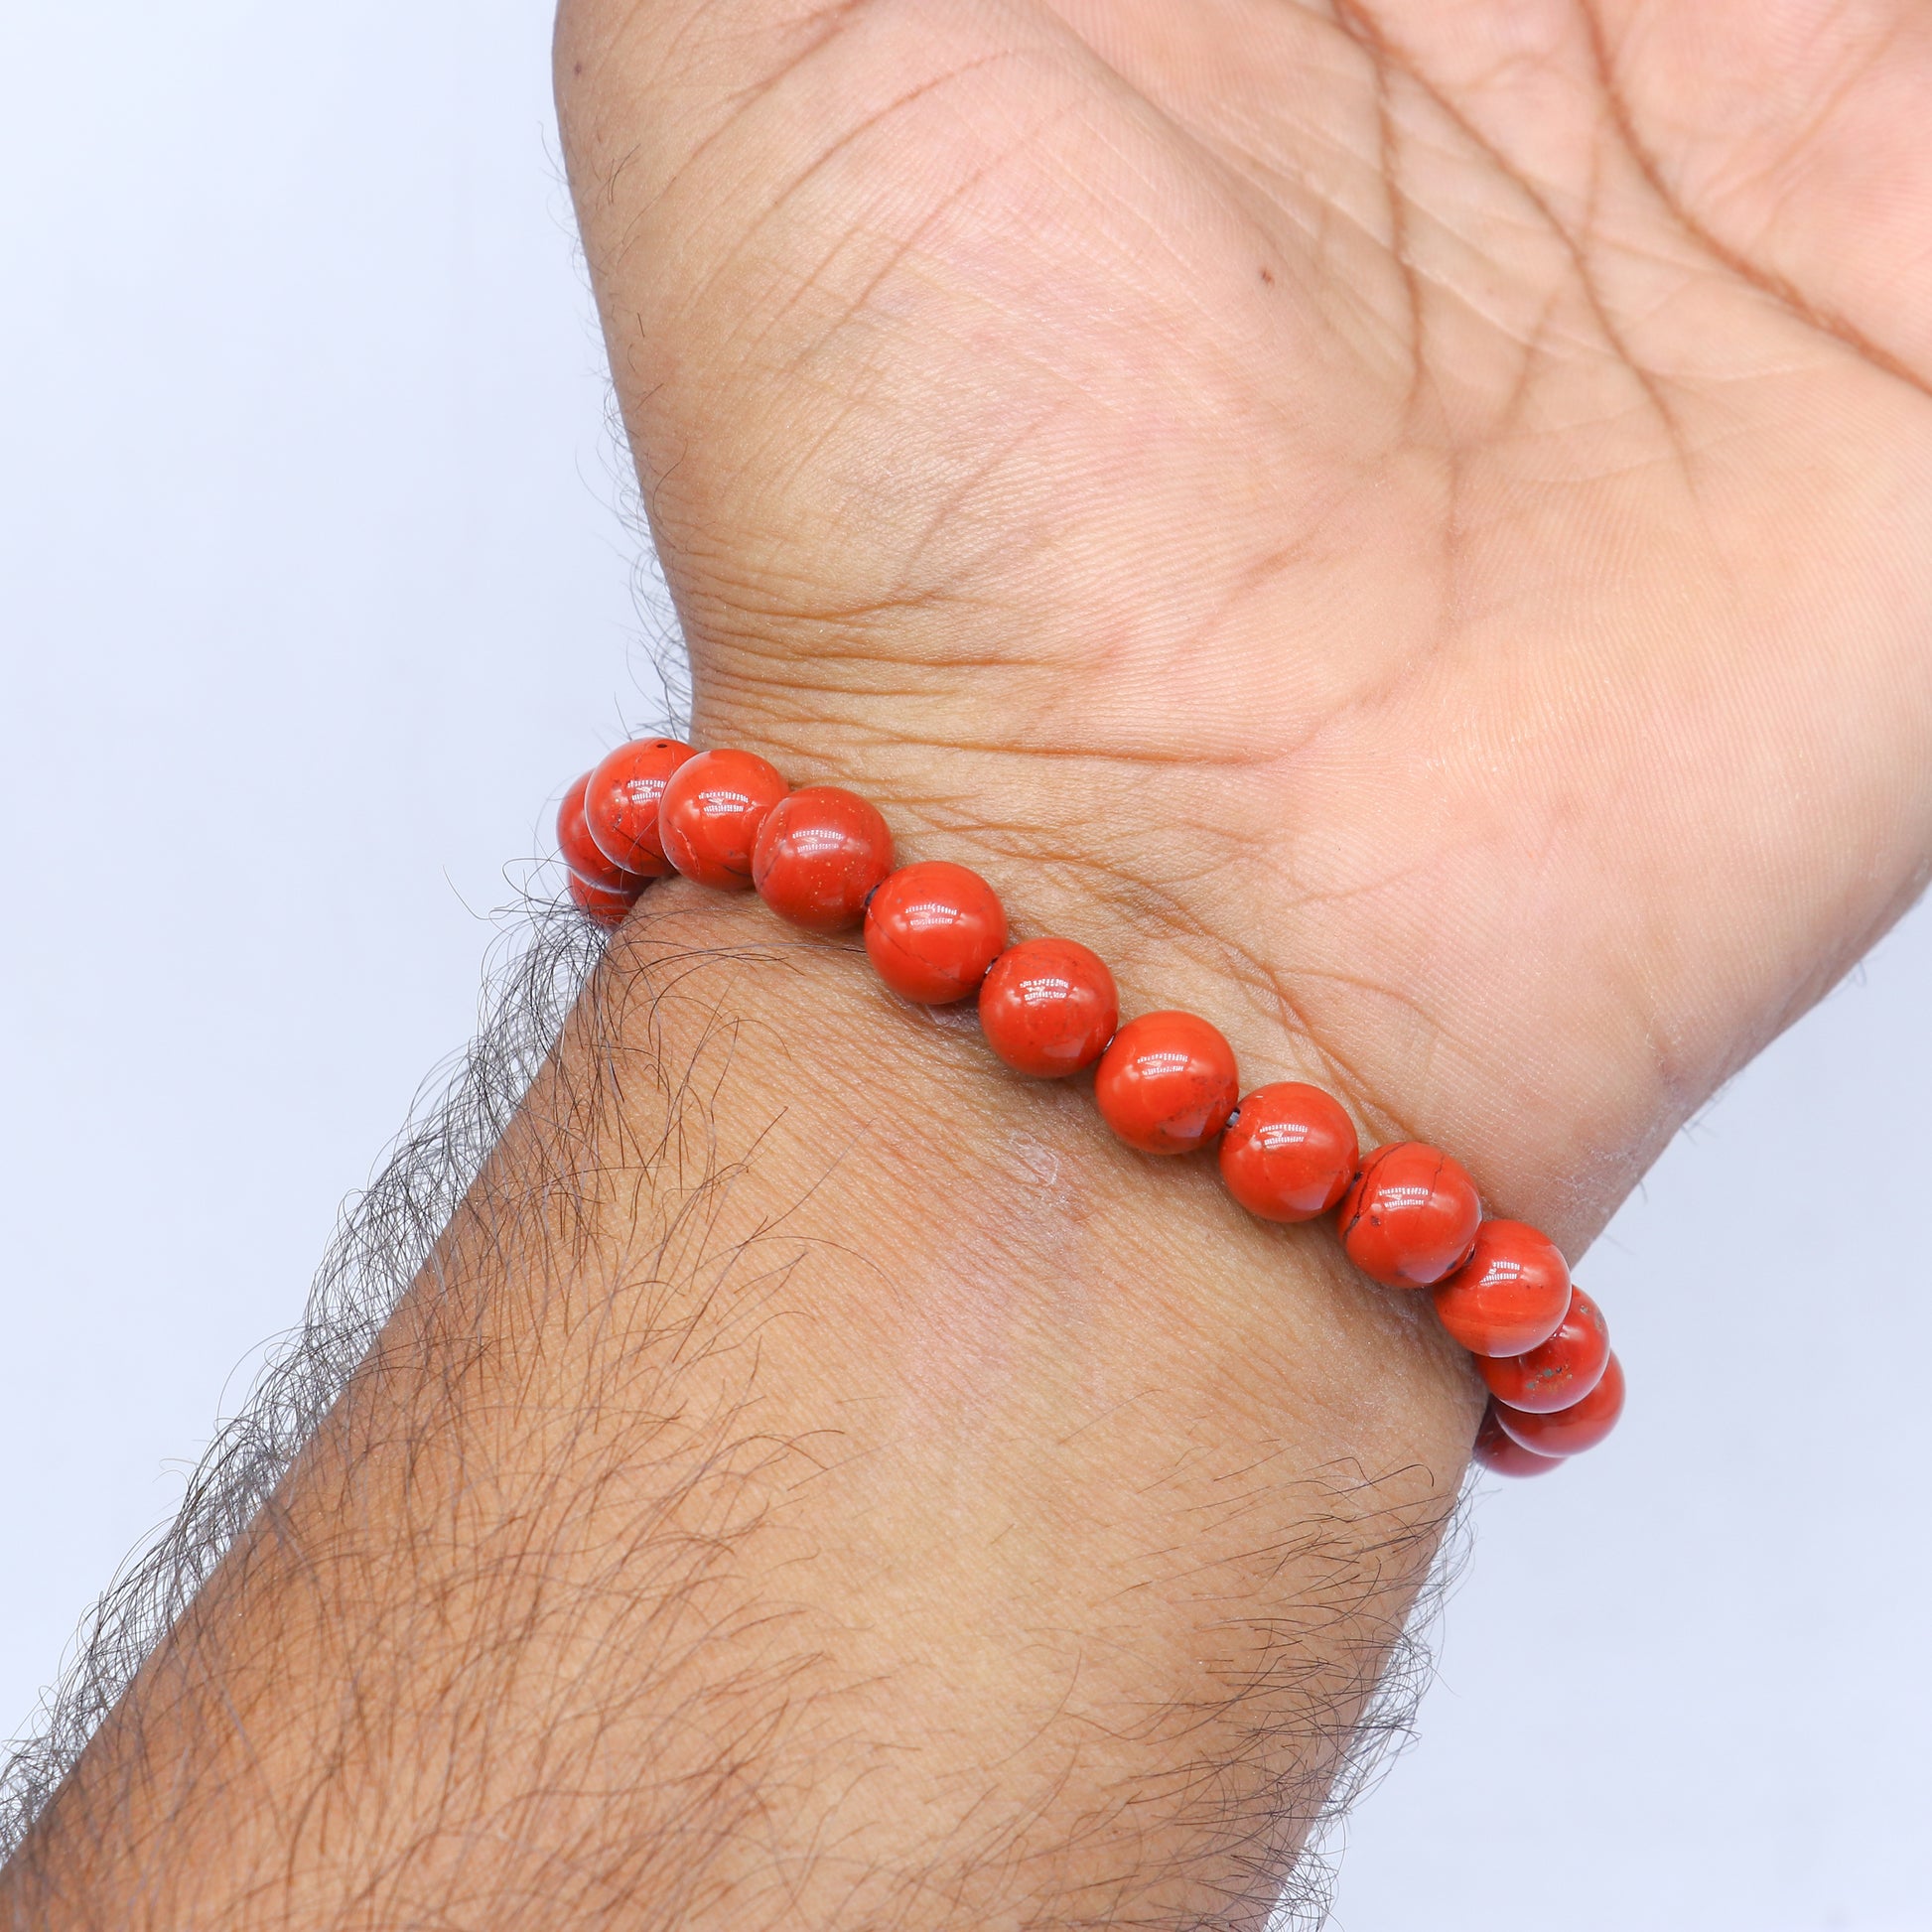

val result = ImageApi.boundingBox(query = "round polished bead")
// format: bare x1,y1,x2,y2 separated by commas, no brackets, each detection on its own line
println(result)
568,869,640,930
1494,1353,1626,1457
752,785,895,931
977,937,1119,1077
558,771,648,897
1472,1403,1565,1478
658,748,789,891
863,861,1008,1003
1094,1011,1240,1156
1477,1286,1610,1414
584,737,695,877
1432,1219,1572,1358
1336,1143,1482,1289
1218,1082,1359,1222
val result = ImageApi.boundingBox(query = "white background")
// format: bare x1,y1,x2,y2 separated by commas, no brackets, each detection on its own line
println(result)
2,5,1927,1927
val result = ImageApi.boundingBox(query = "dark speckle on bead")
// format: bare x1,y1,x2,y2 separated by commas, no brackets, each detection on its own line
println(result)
658,748,789,890
752,785,894,931
1479,1287,1610,1414
559,771,648,897
1434,1219,1572,1357
1494,1352,1625,1456
583,737,694,877
864,861,1007,1004
1094,1012,1239,1155
1337,1142,1481,1288
1219,1082,1358,1222
979,937,1118,1077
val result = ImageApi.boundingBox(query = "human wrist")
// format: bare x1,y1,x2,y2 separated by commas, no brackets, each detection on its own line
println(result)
562,883,1481,1917
594,878,1476,1440
672,695,1649,1253
572,727,1629,1483
5,879,1474,1930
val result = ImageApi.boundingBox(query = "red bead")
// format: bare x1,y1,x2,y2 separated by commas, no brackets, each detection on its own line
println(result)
1218,1082,1359,1222
1093,1012,1240,1156
1473,1403,1565,1477
977,937,1119,1077
1432,1219,1572,1358
750,785,895,931
584,737,695,877
1477,1286,1610,1414
558,771,648,897
864,861,1008,1003
1494,1353,1626,1457
568,869,640,929
1336,1143,1482,1289
658,748,789,891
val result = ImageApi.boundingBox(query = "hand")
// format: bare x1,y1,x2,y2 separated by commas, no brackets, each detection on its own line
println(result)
558,0,1932,1245
16,15,1927,1924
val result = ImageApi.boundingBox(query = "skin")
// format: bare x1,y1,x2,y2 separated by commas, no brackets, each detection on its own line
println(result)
3,2,1928,1927
561,0,1932,1241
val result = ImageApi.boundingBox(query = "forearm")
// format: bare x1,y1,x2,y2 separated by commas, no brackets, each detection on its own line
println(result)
1,886,1471,1930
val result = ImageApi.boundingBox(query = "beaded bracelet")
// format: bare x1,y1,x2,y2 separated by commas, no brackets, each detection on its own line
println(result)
557,739,1626,1477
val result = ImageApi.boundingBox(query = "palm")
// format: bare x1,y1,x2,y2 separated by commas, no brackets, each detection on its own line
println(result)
560,0,1932,1244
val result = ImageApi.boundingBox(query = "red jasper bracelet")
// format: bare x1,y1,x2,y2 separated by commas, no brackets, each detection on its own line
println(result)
557,739,1625,1477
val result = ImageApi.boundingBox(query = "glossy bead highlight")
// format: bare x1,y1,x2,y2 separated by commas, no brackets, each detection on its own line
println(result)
1432,1219,1572,1357
658,748,789,890
1473,1404,1565,1477
1478,1287,1610,1414
752,786,895,931
864,861,1008,1003
1218,1082,1359,1222
978,937,1119,1077
584,737,695,877
1494,1353,1625,1457
568,869,638,930
1094,1012,1240,1156
558,771,647,897
1336,1143,1482,1288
